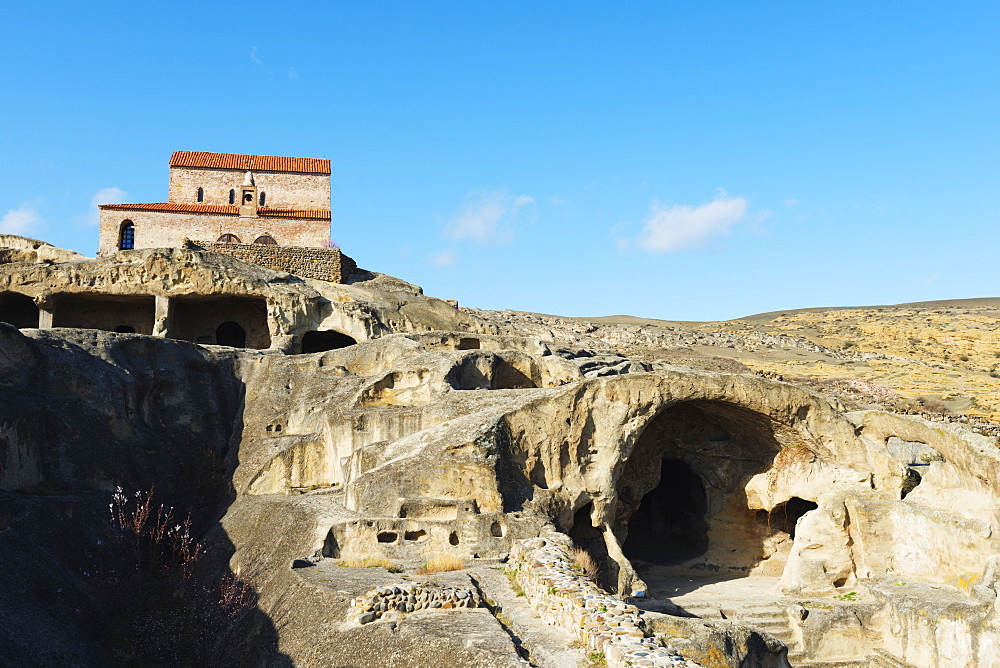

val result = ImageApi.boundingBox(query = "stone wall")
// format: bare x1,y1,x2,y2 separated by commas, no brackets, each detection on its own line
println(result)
98,208,330,255
191,241,357,283
347,584,482,625
508,535,702,668
168,166,330,210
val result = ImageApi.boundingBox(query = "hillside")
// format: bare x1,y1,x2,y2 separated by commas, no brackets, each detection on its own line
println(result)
468,299,1000,424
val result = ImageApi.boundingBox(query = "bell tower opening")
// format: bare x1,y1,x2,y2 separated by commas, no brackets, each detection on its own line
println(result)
239,172,258,218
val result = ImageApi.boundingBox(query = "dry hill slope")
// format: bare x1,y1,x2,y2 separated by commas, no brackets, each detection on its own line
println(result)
467,299,1000,424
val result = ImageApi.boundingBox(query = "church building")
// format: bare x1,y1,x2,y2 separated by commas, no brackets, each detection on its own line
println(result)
98,151,332,255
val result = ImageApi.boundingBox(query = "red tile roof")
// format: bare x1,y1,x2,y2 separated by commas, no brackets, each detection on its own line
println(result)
169,151,331,174
99,202,331,220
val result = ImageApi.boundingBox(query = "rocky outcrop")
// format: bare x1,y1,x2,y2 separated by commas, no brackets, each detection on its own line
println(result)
4,241,1000,666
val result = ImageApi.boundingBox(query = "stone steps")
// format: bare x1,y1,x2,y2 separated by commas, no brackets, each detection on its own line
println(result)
679,602,799,655
787,656,867,668
786,648,912,668
868,649,918,668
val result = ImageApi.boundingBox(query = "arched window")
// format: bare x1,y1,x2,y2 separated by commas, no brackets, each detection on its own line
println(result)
259,191,266,206
119,220,135,250
216,321,246,348
217,233,241,243
253,235,277,245
197,187,204,202
229,189,235,205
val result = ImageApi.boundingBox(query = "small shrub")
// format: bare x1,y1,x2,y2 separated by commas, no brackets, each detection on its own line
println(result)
505,568,525,596
570,546,600,579
85,487,258,666
417,554,465,574
339,557,402,572
959,354,970,362
912,395,950,414
582,652,607,667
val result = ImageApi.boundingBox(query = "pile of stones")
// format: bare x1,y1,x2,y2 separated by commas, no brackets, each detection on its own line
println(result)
509,537,701,668
347,583,482,624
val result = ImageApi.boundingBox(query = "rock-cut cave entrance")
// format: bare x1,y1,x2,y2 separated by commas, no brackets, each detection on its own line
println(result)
614,400,794,582
0,293,39,328
300,329,357,353
622,459,709,565
170,296,270,349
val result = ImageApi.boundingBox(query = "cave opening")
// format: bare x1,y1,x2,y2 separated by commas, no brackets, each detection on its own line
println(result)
0,293,39,328
215,321,247,348
51,293,155,334
622,459,709,565
614,400,789,576
764,497,818,538
300,329,357,353
170,296,270,349
567,502,614,588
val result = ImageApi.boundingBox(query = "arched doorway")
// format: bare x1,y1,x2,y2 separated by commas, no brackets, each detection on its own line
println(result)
613,400,788,576
622,459,709,564
217,234,241,243
215,321,246,347
253,235,277,245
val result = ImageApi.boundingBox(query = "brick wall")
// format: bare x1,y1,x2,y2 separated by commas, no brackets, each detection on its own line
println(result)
168,166,330,209
188,241,357,283
98,208,331,255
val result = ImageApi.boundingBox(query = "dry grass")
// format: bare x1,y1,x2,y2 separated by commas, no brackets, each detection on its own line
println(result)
339,557,402,573
570,546,599,579
417,553,465,574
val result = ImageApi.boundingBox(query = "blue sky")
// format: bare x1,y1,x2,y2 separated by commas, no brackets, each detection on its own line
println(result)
2,2,999,320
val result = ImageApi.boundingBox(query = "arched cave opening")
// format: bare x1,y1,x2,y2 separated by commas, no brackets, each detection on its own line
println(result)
215,321,247,348
300,330,357,353
567,502,614,588
622,459,709,565
763,497,818,538
170,296,270,349
0,293,39,328
614,400,790,576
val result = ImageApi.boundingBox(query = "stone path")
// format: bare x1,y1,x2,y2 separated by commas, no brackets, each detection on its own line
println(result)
469,563,586,668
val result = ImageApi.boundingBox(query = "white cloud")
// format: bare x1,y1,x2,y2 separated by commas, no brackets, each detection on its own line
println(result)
250,47,271,74
0,206,43,236
86,187,128,225
430,249,457,267
922,272,941,287
444,191,533,244
627,191,749,253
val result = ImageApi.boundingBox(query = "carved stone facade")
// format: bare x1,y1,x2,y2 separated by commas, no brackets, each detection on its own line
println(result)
98,151,331,255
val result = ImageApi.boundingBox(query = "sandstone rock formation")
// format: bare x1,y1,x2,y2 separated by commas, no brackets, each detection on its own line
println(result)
2,237,1000,667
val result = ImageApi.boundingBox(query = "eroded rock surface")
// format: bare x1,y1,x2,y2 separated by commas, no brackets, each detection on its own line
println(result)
3,239,1000,667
